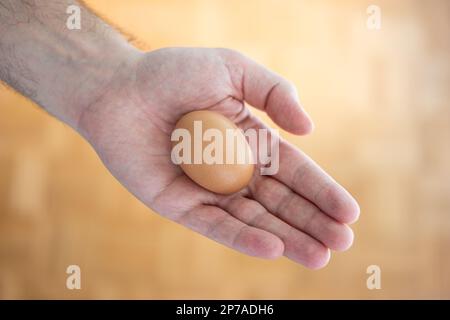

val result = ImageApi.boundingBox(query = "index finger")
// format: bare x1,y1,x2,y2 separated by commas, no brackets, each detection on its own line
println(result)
276,139,360,224
238,115,360,224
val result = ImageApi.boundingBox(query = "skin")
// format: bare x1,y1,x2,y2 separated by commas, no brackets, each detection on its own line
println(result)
1,1,359,269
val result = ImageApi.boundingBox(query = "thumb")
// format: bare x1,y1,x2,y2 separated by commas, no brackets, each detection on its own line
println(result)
229,51,314,135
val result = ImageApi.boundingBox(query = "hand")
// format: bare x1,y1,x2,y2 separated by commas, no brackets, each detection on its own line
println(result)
78,47,360,269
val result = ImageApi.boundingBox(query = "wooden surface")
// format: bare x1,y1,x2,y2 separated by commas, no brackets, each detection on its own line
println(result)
0,0,449,299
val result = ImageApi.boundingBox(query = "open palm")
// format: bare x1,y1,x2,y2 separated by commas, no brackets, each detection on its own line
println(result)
79,48,359,269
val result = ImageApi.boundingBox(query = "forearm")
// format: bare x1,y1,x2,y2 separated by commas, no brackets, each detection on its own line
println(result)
0,0,141,129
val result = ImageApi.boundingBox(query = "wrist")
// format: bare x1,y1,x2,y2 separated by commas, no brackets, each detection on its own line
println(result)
74,47,147,143
63,43,144,132
0,0,145,133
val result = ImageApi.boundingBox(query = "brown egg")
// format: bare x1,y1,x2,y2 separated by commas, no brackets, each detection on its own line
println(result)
172,110,254,194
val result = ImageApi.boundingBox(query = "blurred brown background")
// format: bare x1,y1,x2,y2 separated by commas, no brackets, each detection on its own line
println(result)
1,0,449,299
